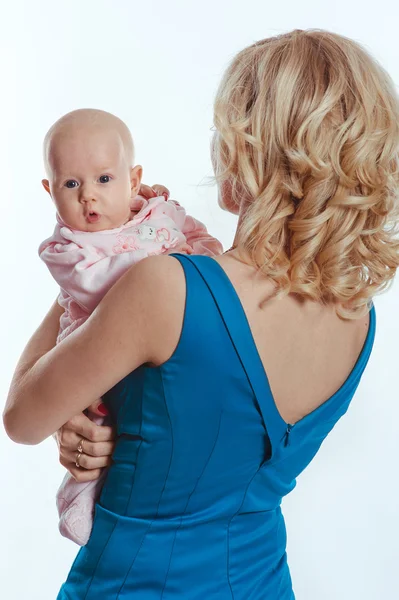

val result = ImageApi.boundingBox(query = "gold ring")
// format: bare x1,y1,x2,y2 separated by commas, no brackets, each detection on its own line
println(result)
75,452,82,468
77,438,85,454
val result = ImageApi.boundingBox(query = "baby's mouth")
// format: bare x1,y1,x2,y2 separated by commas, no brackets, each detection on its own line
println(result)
86,211,101,224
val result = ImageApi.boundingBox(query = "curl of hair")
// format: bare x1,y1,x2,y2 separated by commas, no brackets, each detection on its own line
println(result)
213,29,399,319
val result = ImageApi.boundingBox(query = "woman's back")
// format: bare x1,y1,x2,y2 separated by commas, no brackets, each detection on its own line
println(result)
218,252,370,425
57,254,375,599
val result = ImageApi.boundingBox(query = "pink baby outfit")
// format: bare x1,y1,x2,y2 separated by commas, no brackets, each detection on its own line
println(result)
40,195,223,343
39,195,223,545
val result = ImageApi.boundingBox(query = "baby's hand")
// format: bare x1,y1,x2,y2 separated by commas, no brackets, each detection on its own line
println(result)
138,183,170,201
176,243,193,255
164,243,192,256
152,184,170,200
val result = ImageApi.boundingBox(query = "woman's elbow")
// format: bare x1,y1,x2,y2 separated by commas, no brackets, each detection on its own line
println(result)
2,408,41,445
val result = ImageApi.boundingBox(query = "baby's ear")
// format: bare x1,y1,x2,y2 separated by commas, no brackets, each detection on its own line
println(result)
42,179,51,195
130,165,143,196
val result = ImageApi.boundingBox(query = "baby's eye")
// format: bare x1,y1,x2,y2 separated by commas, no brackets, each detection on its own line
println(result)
65,180,78,189
99,175,111,184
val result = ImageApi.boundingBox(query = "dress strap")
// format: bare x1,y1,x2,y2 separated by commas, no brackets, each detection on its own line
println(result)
172,254,288,453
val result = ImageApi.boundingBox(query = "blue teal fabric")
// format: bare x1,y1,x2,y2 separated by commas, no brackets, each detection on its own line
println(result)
57,254,376,599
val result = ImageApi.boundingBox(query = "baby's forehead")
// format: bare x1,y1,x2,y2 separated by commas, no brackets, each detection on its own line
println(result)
44,109,134,176
52,125,123,151
48,128,128,172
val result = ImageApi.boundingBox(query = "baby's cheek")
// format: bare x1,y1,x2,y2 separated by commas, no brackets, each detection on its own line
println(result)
58,207,82,230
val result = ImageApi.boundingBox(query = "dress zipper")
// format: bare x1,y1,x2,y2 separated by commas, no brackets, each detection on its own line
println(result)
284,424,294,447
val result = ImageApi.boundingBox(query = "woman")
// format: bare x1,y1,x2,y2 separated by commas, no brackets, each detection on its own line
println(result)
4,29,399,599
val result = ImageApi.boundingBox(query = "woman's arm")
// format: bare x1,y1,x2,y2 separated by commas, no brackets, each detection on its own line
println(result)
3,255,186,445
4,299,63,438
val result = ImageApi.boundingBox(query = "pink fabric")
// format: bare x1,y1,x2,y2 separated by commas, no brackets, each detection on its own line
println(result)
56,414,109,546
40,195,223,344
40,195,223,545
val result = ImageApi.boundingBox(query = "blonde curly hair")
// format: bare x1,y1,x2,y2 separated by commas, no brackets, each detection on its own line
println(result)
213,29,399,319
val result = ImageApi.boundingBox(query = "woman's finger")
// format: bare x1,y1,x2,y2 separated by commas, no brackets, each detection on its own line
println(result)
57,432,114,463
67,413,116,443
77,439,115,458
58,426,82,453
59,457,103,483
86,399,110,418
65,449,112,470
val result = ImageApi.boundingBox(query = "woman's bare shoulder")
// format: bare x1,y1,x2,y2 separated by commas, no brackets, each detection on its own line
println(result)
122,254,187,364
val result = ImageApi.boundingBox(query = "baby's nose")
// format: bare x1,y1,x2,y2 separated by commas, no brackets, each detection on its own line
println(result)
79,190,97,203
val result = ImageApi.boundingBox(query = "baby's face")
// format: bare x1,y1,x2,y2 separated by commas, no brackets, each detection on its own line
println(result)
43,129,142,232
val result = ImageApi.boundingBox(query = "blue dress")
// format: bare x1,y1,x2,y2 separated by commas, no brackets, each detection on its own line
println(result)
57,255,376,599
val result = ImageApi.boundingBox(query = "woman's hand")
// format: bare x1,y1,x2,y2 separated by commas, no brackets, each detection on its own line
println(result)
55,400,116,483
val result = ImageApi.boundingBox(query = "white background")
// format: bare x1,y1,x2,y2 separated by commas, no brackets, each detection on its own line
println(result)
1,1,398,598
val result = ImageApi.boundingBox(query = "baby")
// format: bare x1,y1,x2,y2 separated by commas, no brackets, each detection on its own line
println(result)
39,108,223,545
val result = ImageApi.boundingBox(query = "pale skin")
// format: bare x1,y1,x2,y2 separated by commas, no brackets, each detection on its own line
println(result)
42,109,143,232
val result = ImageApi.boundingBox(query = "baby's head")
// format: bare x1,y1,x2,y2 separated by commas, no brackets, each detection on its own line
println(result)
42,109,142,231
